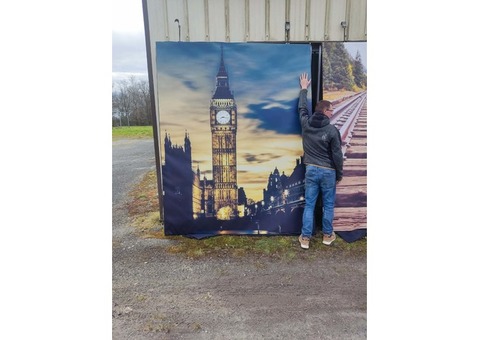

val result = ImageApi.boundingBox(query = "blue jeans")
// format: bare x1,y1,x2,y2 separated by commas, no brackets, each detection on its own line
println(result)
302,165,337,238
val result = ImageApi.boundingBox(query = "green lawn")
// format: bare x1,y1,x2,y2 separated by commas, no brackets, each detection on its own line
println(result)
112,126,153,139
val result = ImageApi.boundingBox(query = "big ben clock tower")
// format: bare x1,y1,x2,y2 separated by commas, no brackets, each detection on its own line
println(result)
210,46,238,220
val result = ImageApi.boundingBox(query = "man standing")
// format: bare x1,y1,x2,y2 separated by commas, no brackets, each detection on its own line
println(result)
298,73,343,249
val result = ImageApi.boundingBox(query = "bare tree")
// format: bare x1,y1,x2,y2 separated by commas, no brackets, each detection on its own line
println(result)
136,79,152,126
112,76,151,127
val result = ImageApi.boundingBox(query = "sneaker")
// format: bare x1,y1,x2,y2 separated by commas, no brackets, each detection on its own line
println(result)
322,232,336,245
298,235,310,249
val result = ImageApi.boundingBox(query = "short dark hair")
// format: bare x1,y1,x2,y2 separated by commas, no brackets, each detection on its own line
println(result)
315,100,332,113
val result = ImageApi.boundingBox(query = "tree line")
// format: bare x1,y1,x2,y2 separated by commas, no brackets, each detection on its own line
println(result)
112,76,152,127
322,42,367,92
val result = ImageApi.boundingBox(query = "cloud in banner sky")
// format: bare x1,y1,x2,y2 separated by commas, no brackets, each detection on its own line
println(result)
156,42,311,201
245,99,302,135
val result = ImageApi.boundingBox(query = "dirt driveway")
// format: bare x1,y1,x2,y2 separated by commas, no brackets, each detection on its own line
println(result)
112,139,366,339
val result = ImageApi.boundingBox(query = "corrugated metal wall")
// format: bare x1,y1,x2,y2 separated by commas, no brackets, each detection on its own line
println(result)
145,0,366,43
144,0,367,99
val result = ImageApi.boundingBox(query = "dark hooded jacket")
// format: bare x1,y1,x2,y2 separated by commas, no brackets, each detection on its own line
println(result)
298,89,343,181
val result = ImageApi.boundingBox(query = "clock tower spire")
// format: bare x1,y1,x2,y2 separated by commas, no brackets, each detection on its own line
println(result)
213,45,233,99
210,45,238,220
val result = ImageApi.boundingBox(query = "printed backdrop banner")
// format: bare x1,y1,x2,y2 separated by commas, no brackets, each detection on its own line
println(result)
156,42,312,236
321,41,367,240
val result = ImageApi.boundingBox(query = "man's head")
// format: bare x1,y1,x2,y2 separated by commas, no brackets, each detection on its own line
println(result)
315,100,334,117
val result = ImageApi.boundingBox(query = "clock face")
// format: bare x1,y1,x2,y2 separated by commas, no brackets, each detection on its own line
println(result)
216,110,231,124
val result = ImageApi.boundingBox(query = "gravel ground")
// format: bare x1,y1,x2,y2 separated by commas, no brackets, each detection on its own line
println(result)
112,138,367,339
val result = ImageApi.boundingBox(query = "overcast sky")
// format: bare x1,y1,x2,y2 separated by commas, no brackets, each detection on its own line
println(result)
112,0,148,83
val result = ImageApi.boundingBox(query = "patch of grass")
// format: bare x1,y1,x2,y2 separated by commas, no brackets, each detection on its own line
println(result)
127,170,367,259
192,323,202,331
133,211,162,233
143,322,174,334
127,171,160,217
143,314,174,334
112,126,153,140
136,294,147,302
